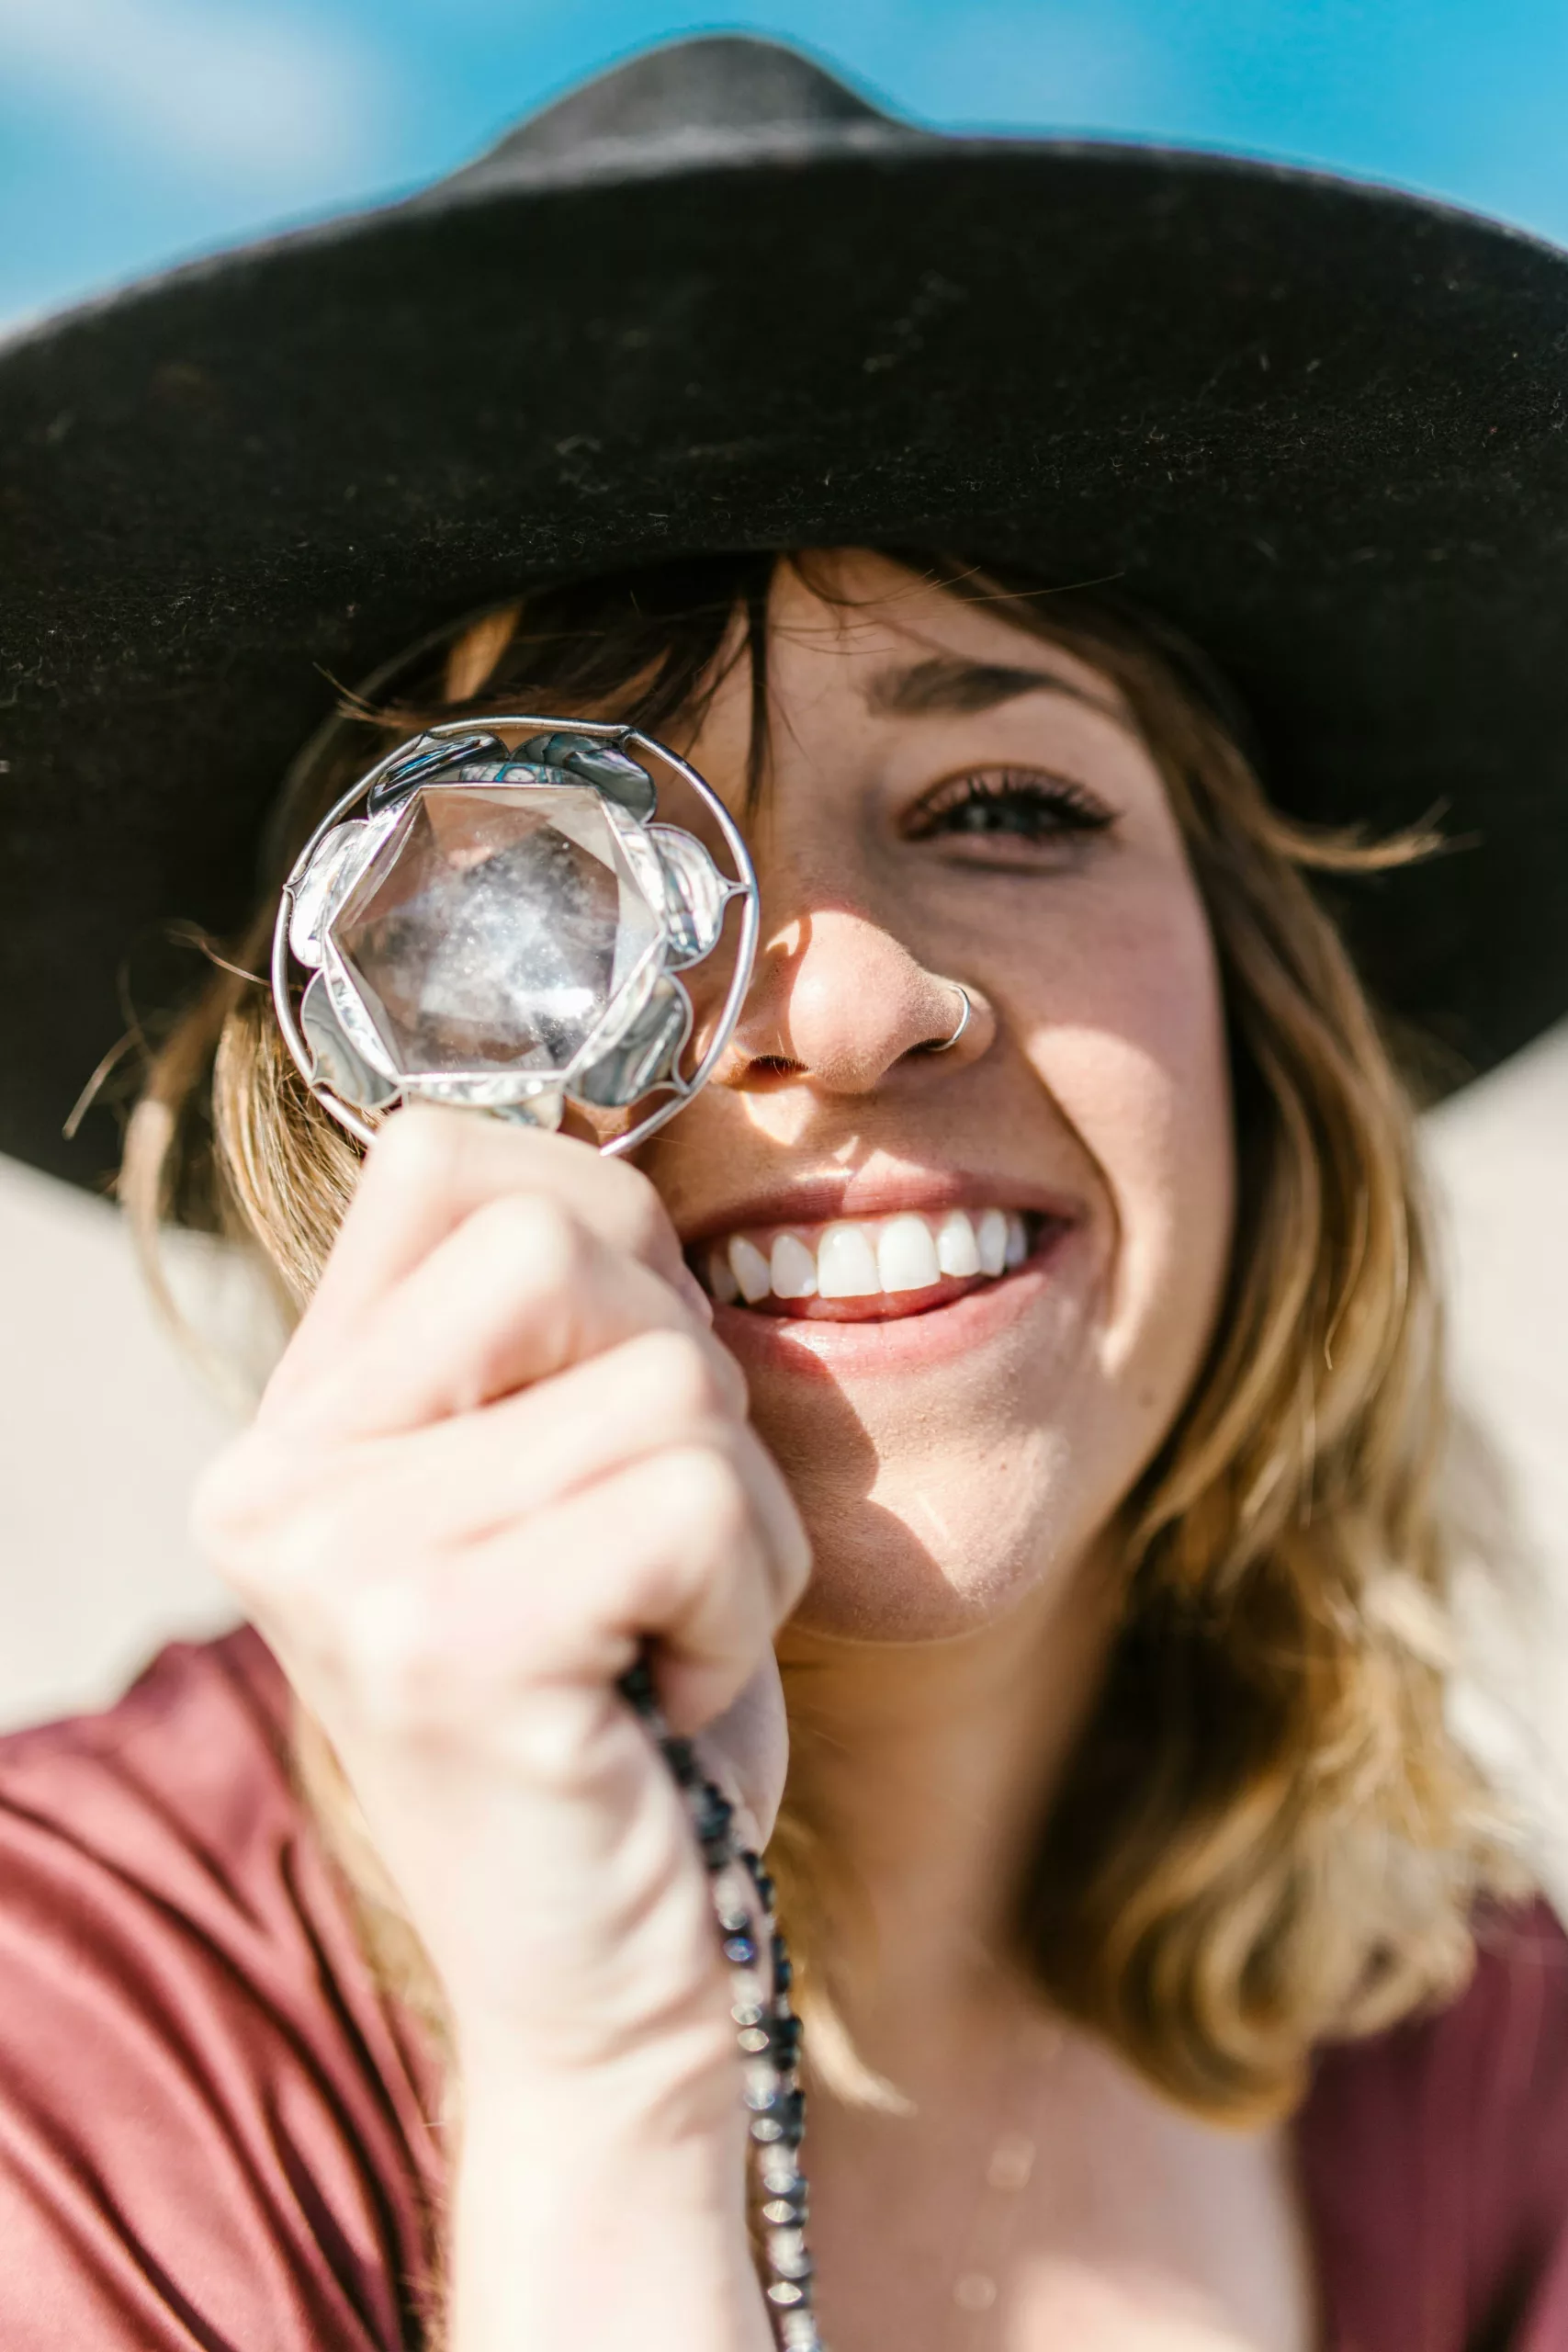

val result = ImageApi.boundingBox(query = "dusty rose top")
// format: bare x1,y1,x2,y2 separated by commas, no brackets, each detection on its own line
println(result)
0,1627,1563,2350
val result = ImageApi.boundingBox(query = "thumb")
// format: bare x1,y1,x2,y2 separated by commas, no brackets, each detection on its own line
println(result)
695,1653,789,1847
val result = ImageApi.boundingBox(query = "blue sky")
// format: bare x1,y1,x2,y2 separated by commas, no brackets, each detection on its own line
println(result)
5,0,1568,327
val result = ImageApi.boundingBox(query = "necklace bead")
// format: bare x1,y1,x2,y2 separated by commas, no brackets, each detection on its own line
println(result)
619,1657,822,2349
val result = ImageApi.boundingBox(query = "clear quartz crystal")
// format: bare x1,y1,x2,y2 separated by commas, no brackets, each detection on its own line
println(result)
330,784,663,1080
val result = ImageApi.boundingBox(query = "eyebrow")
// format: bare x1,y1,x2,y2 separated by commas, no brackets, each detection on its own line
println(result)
863,652,1126,723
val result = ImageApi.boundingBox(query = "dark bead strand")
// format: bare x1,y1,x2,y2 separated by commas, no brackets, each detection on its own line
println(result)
618,1658,824,2352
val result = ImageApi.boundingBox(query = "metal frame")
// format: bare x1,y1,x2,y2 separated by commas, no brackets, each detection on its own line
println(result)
272,715,760,1158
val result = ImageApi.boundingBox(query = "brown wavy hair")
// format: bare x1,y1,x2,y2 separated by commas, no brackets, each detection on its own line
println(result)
122,548,1519,2126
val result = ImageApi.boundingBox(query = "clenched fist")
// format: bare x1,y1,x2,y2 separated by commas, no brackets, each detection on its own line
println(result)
196,1104,809,2114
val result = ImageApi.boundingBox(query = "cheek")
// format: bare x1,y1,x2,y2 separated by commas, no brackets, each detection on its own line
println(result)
1022,872,1235,1400
766,879,1235,1642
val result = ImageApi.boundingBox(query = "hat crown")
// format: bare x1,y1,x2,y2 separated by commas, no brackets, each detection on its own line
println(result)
446,34,906,191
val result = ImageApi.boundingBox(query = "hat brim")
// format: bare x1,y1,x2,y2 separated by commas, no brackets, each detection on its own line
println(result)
5,130,1568,1186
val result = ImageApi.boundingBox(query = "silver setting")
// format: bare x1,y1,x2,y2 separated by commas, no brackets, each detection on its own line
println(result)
272,716,759,1157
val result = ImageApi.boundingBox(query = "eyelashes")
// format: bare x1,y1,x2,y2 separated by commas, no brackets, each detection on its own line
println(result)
905,768,1118,847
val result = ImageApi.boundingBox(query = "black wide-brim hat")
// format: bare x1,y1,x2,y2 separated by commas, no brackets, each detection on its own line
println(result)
6,33,1568,1188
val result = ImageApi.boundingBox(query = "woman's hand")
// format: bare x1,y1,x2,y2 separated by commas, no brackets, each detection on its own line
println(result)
193,1105,808,2349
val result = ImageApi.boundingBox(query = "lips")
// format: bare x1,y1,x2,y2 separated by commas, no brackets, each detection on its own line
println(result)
691,1204,1054,1323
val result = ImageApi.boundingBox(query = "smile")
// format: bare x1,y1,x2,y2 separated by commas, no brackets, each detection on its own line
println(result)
693,1205,1051,1323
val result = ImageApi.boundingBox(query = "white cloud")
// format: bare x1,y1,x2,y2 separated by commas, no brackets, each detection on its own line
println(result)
0,0,386,187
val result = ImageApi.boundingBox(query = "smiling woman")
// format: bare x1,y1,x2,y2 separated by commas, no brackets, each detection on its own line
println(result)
98,542,1524,2349
5,31,1568,2352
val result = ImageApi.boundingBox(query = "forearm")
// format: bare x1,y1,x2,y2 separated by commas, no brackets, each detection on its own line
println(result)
450,2060,773,2352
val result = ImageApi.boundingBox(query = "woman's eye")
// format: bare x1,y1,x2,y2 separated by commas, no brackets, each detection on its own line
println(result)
905,770,1117,848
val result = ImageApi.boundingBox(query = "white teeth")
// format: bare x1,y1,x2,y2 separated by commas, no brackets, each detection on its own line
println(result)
706,1207,1040,1306
771,1232,818,1299
935,1209,982,1279
710,1246,740,1305
818,1222,883,1297
729,1235,773,1305
976,1207,1009,1278
877,1213,942,1294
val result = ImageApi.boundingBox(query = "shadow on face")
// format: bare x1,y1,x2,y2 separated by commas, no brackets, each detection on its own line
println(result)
640,552,1236,1643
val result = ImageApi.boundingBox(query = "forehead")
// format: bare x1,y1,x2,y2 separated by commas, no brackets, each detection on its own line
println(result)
671,553,1158,831
756,551,1131,722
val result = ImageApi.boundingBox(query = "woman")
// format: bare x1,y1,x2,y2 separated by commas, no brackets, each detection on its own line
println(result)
0,37,1565,2352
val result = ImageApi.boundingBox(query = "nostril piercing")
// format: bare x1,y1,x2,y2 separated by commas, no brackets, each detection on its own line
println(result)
922,982,973,1055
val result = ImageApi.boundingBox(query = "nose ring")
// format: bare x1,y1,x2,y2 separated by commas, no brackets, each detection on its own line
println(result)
924,981,973,1054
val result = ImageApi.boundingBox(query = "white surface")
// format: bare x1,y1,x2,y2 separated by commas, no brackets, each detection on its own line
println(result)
1,1037,1564,1871
1426,1023,1568,1889
1428,1022,1568,1567
0,1158,239,1729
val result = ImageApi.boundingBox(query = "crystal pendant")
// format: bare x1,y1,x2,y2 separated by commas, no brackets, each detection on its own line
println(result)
276,723,756,1151
325,784,663,1095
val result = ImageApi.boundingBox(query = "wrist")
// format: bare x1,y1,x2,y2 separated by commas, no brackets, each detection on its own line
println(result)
457,2005,742,2148
451,2059,768,2352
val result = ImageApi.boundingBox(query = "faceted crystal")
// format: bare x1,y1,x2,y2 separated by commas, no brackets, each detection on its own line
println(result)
329,784,663,1080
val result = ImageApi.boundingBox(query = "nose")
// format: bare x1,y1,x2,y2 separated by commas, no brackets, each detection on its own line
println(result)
720,905,993,1097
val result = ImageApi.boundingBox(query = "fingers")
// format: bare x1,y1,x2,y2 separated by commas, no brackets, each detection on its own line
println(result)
196,1100,813,1771
479,1448,784,1732
225,1325,756,1564
224,1436,811,1750
201,1318,806,1694
271,1105,705,1410
264,1193,739,1442
209,1342,803,1632
699,1657,791,1847
341,1329,756,1544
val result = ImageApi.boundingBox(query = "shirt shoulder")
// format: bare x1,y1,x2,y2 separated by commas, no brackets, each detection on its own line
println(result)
0,1629,442,2352
1299,1896,1568,2352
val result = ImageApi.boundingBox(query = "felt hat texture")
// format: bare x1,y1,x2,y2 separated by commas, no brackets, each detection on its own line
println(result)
4,32,1568,1188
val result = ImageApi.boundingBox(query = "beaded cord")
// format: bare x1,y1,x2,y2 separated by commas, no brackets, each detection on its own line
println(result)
619,1657,824,2352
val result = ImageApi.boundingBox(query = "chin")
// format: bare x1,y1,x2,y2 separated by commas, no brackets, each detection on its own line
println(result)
779,1460,1100,1645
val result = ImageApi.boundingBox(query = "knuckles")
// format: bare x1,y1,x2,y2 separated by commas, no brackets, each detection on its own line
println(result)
366,1102,678,1281
192,1433,365,1622
363,1100,476,1200
197,1419,793,1752
331,1574,474,1738
188,1429,295,1570
465,1189,592,1301
615,1327,739,1432
599,1161,681,1277
650,1442,753,1562
193,1113,790,1730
